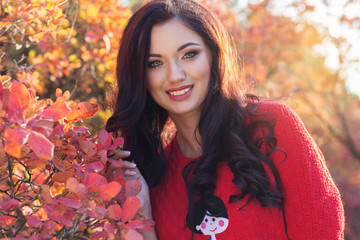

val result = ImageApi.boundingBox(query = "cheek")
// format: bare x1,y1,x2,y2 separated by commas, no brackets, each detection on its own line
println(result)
219,220,224,227
201,222,206,229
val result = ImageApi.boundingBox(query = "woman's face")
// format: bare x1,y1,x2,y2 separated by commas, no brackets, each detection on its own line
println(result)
146,18,212,119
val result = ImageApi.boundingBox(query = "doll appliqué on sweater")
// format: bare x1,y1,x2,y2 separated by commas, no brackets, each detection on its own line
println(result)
186,196,229,240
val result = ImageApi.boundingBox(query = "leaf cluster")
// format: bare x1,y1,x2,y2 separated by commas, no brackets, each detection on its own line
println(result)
0,78,150,239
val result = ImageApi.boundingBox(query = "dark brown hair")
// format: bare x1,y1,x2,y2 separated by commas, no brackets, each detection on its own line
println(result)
106,0,285,233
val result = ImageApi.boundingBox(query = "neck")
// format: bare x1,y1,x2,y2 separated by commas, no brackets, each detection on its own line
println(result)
169,112,202,158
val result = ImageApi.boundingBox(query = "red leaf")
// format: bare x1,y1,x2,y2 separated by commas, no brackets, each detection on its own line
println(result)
28,130,54,160
27,216,42,227
98,181,122,201
89,206,107,219
125,220,144,229
97,129,112,150
125,219,154,232
26,119,54,136
66,177,79,193
39,98,71,120
53,215,73,227
100,150,108,165
126,178,142,199
52,154,73,171
90,231,108,240
108,204,122,220
0,80,4,101
65,102,98,122
104,222,116,234
60,144,78,159
108,136,125,150
0,198,20,211
121,196,140,222
3,127,30,158
121,229,143,240
80,140,97,156
138,219,155,232
83,173,107,187
73,126,90,134
59,197,82,209
107,158,124,168
85,161,104,172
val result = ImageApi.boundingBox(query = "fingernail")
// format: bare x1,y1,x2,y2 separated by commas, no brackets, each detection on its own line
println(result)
124,151,131,155
129,162,136,167
125,170,136,175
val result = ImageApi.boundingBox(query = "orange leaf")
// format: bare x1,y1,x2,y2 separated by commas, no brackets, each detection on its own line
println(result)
8,81,30,111
98,181,122,201
65,102,98,122
3,127,30,158
52,169,75,183
28,130,54,160
121,196,140,222
41,185,53,204
40,98,71,120
108,204,122,220
0,142,7,174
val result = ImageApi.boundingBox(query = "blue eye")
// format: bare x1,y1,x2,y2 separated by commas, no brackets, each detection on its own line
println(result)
148,60,162,68
183,51,197,59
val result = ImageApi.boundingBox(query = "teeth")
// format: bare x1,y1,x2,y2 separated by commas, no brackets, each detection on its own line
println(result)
168,86,192,96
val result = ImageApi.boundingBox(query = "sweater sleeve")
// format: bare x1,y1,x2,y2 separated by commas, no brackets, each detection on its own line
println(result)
262,102,345,240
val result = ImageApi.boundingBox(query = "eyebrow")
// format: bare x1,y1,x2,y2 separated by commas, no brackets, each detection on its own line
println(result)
149,42,200,57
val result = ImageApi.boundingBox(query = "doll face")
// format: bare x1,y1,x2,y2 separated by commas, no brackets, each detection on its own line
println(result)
195,211,229,236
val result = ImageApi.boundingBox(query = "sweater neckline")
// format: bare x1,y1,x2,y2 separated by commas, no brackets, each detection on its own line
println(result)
172,133,201,162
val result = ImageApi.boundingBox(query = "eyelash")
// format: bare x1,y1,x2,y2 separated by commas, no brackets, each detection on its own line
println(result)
148,60,162,68
182,51,198,59
148,51,198,68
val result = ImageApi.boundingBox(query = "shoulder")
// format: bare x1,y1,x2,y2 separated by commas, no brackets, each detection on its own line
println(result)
252,100,300,123
249,100,307,138
247,99,319,164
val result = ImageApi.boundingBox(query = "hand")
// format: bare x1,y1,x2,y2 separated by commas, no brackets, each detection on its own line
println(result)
106,148,158,239
106,155,151,213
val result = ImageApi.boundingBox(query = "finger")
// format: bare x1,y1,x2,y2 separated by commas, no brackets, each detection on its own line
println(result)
108,149,131,159
124,169,137,176
122,161,137,169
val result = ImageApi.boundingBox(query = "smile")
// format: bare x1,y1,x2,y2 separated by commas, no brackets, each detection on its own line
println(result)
210,227,217,232
167,86,192,96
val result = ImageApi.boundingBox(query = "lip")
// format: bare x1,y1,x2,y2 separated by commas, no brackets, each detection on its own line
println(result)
166,84,194,101
210,227,217,232
166,84,193,92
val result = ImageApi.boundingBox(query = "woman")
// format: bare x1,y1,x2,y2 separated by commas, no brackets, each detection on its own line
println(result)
105,0,344,239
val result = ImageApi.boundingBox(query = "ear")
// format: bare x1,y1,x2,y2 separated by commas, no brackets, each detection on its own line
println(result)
196,225,201,231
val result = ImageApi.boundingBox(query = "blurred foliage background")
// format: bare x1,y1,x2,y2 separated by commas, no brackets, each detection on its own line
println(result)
1,0,359,238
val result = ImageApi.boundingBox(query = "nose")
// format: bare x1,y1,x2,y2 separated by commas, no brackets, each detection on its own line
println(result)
167,60,185,83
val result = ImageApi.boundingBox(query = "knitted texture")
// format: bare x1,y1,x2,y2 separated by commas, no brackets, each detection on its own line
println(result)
150,101,345,240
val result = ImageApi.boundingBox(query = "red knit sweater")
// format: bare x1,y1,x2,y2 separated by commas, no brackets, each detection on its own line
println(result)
150,101,344,240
